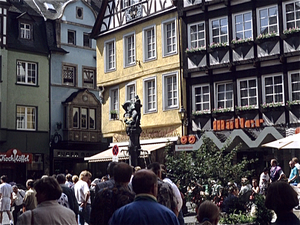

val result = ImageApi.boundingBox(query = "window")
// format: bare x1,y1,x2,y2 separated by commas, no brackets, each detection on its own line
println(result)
124,33,135,67
72,107,96,129
163,72,178,110
110,87,119,119
144,77,156,113
210,17,228,44
233,11,252,40
68,30,76,45
104,39,116,72
123,0,140,8
262,74,284,104
20,23,31,39
257,5,278,35
162,18,177,56
76,7,83,19
143,26,156,61
188,22,205,49
16,106,36,130
289,71,300,101
17,61,37,85
62,65,76,86
237,78,258,107
192,84,210,112
83,33,91,48
126,82,136,102
83,68,95,88
216,82,233,109
73,107,79,128
283,1,300,30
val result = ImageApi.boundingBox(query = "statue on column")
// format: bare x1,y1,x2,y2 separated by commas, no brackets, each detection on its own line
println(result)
122,95,142,167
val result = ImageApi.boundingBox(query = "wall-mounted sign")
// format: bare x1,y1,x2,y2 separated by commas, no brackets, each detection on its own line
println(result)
0,149,33,163
213,118,264,131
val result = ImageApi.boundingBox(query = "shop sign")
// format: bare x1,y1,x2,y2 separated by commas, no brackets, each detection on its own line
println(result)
213,118,264,131
0,149,32,163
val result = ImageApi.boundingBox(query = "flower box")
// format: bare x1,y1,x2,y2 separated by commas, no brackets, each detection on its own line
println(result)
255,32,280,44
230,39,254,49
207,42,229,53
185,47,206,54
281,27,300,39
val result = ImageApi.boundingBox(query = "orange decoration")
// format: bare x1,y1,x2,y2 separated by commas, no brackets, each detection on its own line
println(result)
296,127,300,134
188,135,196,144
181,136,188,145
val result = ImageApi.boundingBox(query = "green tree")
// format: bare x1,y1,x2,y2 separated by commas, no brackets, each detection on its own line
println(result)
165,136,256,199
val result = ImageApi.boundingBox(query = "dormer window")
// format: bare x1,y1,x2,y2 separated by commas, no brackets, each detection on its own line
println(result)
20,23,31,39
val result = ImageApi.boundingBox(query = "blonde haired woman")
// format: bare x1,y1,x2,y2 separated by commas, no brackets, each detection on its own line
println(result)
197,200,220,225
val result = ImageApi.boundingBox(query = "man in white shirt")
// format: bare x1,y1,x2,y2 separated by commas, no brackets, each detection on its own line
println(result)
74,170,92,225
11,185,25,225
0,175,13,225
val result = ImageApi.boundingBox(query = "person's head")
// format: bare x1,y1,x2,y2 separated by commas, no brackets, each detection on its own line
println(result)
12,185,18,193
197,200,220,225
270,159,278,167
66,173,72,182
114,162,132,184
26,179,34,189
147,162,161,178
0,175,7,183
134,166,141,173
132,169,158,197
56,174,66,184
101,176,108,182
72,175,79,184
289,160,295,168
79,170,92,182
292,157,299,164
263,167,269,174
252,178,258,187
228,184,238,196
265,181,299,214
34,176,62,204
107,162,118,178
241,177,249,186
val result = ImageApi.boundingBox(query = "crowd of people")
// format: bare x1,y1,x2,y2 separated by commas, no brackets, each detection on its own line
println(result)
0,158,300,225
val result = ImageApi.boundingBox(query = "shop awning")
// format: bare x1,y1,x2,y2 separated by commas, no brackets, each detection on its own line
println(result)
84,143,169,163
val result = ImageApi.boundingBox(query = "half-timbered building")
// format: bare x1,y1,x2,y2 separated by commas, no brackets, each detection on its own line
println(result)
176,0,300,174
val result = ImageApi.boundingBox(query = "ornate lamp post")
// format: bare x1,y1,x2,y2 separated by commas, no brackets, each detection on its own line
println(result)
122,96,142,167
178,106,187,136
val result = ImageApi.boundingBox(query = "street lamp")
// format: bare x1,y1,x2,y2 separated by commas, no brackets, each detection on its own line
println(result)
178,106,187,135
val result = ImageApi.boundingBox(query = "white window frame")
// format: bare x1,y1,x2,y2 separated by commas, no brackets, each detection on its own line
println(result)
214,81,234,110
232,11,253,40
257,5,279,36
62,64,76,86
20,23,31,39
143,25,157,62
72,107,96,129
143,77,157,114
288,70,300,101
187,21,206,49
17,60,37,85
123,32,136,68
192,84,210,113
16,106,36,130
283,1,300,30
162,18,177,57
237,77,258,108
109,86,119,120
125,81,136,102
104,39,116,72
262,74,284,104
209,16,228,45
162,72,179,111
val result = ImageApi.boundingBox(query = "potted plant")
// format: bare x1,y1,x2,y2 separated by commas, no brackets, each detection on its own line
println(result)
110,110,118,119
219,211,255,225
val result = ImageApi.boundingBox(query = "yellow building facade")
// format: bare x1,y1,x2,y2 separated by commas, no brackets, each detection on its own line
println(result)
94,7,184,143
